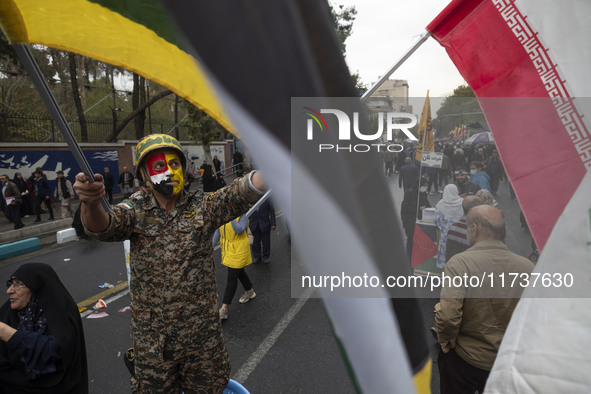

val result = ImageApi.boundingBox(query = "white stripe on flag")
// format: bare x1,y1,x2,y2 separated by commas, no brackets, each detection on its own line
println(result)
486,171,591,392
197,65,416,392
514,0,591,98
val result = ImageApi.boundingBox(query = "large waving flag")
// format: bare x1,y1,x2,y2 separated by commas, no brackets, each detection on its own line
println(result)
487,172,591,393
427,0,591,392
0,1,431,392
427,0,591,250
0,0,233,132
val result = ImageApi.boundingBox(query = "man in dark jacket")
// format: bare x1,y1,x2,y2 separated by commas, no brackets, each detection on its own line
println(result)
486,149,504,194
118,166,135,198
103,167,115,204
12,173,32,217
31,171,54,221
398,157,419,194
249,198,276,264
1,175,24,229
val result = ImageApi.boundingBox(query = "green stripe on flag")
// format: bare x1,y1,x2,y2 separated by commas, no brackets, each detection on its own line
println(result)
89,0,186,50
326,316,362,394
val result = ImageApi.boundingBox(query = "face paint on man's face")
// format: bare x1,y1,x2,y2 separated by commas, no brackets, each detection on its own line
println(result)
147,152,184,195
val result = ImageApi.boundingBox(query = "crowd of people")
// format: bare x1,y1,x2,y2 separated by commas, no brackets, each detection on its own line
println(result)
1,166,136,229
391,140,525,260
0,167,59,228
389,140,506,195
389,139,537,393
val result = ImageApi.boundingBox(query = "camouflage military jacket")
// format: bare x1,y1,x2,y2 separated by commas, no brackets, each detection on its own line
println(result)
88,175,261,358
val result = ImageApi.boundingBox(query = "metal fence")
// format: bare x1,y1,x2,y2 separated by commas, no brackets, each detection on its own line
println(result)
0,112,192,143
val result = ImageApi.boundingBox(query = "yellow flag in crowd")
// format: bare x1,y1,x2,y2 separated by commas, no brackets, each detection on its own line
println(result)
415,91,434,162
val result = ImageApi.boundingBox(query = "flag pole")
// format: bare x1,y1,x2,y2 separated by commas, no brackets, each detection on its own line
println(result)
13,44,111,213
244,190,271,218
361,31,431,102
416,122,428,221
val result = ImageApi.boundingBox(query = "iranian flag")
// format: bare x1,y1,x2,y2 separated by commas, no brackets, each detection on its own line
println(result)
428,0,591,250
427,0,591,392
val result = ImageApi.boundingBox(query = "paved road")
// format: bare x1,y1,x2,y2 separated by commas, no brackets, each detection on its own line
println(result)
0,215,358,393
0,173,533,393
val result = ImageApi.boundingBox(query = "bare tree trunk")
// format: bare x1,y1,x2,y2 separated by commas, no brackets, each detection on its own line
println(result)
132,73,146,139
107,89,173,142
132,73,139,136
69,53,88,142
110,68,116,110
146,80,152,133
106,64,113,88
174,95,179,140
77,55,86,107
49,49,70,110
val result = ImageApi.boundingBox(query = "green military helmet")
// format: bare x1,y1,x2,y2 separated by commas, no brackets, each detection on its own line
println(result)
135,134,187,181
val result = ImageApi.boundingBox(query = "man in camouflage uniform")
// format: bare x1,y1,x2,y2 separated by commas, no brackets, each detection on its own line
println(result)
74,134,265,393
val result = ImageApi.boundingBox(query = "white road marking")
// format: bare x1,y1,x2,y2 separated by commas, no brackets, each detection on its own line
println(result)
233,287,314,383
80,288,130,318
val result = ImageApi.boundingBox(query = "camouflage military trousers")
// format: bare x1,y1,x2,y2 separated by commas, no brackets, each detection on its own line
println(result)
130,337,230,393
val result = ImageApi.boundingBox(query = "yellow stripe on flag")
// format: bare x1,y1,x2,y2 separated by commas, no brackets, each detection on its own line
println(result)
413,358,433,394
0,0,234,133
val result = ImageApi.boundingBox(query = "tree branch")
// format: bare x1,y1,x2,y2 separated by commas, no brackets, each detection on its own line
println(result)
107,89,173,142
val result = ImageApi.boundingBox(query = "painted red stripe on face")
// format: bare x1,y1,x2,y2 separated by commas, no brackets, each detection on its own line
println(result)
147,153,168,176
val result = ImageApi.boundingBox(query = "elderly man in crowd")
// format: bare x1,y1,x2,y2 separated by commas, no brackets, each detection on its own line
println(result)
434,205,533,394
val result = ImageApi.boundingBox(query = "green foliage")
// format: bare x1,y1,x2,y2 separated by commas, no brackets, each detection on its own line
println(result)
449,84,475,98
183,99,229,146
0,41,46,116
0,31,20,68
329,2,366,92
432,84,487,139
329,3,357,55
350,71,367,92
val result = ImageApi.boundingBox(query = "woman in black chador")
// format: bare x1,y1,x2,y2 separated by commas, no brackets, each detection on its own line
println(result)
0,263,88,393
400,177,431,258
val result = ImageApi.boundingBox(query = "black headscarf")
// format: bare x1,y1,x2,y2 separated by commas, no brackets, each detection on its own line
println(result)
0,263,88,393
401,177,430,226
12,173,29,194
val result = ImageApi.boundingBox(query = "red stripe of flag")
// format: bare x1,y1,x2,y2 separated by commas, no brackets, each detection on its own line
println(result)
427,0,589,249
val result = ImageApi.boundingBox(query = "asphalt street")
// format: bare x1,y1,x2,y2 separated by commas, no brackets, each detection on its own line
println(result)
0,172,533,393
0,216,359,393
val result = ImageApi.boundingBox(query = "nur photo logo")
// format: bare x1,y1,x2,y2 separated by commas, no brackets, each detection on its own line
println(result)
303,107,418,153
